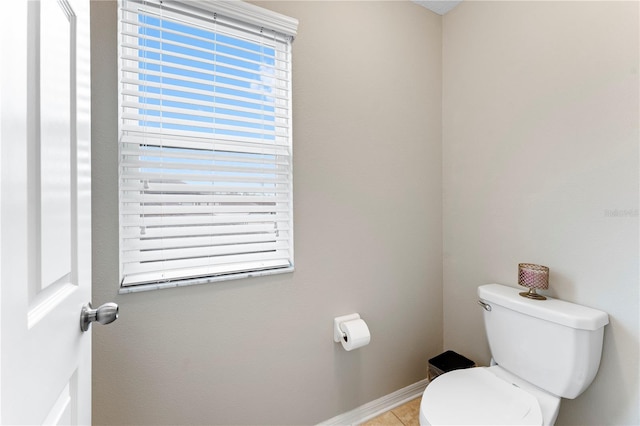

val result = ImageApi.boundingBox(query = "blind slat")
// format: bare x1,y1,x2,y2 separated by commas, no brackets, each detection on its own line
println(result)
121,223,290,239
123,241,290,266
121,212,291,232
120,158,289,175
120,146,290,165
120,113,280,137
120,133,290,154
122,233,288,252
121,184,289,197
121,101,281,130
121,89,289,120
120,125,289,149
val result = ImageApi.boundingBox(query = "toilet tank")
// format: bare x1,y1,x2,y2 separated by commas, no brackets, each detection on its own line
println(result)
478,284,609,399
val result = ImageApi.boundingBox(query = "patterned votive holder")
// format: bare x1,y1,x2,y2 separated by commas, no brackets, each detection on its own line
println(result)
518,263,549,300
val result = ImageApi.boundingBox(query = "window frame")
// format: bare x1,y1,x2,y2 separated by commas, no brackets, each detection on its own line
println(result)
117,0,297,293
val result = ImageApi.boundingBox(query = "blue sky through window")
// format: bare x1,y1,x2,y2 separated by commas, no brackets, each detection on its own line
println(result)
136,13,277,139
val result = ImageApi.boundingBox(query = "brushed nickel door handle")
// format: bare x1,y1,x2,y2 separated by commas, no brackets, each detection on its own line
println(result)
80,302,119,332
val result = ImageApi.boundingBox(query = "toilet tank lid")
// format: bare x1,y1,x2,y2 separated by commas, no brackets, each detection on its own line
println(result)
478,284,609,330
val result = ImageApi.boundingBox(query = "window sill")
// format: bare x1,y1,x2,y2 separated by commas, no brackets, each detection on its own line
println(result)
118,266,294,294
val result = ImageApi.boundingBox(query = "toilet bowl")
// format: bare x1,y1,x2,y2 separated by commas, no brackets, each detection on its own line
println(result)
419,283,608,426
419,365,560,425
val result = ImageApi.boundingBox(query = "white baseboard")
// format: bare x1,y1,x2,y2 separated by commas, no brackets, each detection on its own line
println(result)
317,378,429,426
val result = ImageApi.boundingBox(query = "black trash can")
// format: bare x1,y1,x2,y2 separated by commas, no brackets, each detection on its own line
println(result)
428,350,475,381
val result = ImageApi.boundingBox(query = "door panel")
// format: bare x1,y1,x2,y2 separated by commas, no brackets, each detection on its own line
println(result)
1,0,91,424
39,0,73,292
43,374,76,426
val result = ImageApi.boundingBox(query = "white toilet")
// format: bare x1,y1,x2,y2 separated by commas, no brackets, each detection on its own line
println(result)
420,283,609,425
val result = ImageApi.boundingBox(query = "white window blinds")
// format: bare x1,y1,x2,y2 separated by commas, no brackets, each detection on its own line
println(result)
118,0,297,289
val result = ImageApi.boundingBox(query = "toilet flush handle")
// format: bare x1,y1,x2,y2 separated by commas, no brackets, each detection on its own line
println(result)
477,300,492,312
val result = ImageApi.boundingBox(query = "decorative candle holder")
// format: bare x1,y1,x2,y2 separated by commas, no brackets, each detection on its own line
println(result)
518,263,549,300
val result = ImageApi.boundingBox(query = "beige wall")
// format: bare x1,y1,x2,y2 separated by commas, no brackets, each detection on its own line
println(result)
92,0,639,424
91,1,443,424
442,1,639,425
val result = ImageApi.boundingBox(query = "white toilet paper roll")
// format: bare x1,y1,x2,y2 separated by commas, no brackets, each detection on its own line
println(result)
340,319,371,351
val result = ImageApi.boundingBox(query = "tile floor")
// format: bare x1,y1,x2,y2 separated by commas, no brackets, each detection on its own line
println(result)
360,397,421,426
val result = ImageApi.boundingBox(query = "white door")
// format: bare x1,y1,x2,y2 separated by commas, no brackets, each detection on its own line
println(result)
0,0,94,423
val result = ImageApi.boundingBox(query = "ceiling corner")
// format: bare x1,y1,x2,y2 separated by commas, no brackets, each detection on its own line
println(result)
412,1,463,16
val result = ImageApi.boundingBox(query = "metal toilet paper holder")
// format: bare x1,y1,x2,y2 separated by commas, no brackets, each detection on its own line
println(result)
333,313,361,343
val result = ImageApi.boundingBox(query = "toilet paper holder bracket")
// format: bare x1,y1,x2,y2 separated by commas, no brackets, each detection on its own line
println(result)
333,313,361,343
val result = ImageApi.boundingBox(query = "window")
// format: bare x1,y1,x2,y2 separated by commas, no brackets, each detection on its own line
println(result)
118,0,297,292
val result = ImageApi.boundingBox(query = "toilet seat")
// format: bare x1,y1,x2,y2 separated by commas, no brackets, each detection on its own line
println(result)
420,367,543,425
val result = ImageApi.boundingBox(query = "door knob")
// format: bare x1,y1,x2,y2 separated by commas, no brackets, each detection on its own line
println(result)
80,302,119,332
